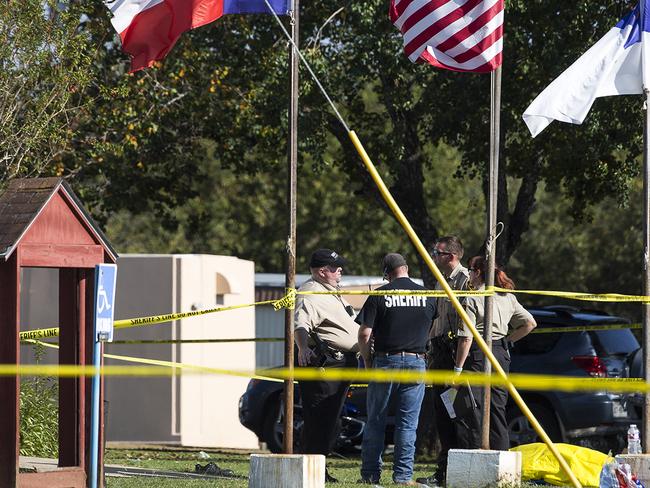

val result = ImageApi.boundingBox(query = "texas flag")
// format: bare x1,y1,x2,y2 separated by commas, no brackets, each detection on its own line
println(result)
523,2,650,137
105,0,291,72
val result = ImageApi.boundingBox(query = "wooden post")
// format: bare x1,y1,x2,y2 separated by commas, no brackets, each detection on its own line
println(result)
0,251,20,487
283,0,299,454
59,269,81,467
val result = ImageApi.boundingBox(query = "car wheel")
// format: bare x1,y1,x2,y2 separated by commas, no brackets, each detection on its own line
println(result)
507,403,562,448
262,395,303,453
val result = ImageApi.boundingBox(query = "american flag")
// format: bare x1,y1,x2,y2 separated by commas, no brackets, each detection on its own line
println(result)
390,0,504,73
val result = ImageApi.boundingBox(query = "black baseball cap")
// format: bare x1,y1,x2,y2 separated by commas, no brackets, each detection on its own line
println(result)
309,248,347,268
382,253,407,275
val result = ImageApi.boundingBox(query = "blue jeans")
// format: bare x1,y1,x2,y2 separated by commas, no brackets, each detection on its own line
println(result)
360,354,426,483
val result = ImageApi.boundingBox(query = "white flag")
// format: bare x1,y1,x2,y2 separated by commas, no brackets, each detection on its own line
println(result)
523,3,650,138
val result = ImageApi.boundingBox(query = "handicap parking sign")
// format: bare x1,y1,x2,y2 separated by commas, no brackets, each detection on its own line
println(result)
94,263,117,342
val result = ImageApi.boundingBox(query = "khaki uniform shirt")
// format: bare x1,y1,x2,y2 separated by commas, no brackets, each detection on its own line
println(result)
457,284,534,339
429,264,470,338
294,278,360,352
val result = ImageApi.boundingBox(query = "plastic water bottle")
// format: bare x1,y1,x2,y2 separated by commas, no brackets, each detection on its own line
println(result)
628,424,642,454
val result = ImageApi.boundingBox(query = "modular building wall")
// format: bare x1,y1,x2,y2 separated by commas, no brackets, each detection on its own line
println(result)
104,254,258,449
253,274,390,370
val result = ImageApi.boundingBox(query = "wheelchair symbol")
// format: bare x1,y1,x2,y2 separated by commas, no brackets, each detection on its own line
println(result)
97,285,111,314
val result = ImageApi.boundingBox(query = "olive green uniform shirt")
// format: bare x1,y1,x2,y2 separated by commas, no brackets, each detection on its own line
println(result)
457,284,534,339
294,278,360,352
429,264,470,339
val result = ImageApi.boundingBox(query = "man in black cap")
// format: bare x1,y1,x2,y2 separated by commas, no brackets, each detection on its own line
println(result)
294,248,360,482
357,253,436,487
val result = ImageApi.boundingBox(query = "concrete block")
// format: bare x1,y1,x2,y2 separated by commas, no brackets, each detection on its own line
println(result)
249,454,325,488
616,454,650,485
447,449,522,488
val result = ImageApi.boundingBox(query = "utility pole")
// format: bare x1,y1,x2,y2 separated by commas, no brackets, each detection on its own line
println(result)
482,64,502,449
283,0,299,454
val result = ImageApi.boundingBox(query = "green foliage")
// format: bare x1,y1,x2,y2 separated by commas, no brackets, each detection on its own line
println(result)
0,0,94,184
19,343,58,458
510,176,644,321
103,136,487,276
65,0,645,274
1,0,642,285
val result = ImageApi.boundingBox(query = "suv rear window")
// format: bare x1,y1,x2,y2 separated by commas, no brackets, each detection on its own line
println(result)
591,329,639,355
513,331,561,354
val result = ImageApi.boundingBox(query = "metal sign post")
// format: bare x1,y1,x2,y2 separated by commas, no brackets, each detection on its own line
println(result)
90,263,117,488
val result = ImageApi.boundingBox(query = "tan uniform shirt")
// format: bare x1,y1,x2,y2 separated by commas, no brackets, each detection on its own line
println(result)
457,285,534,339
294,278,360,352
429,264,470,338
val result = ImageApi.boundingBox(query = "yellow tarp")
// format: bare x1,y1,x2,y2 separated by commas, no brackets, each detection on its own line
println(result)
510,442,612,487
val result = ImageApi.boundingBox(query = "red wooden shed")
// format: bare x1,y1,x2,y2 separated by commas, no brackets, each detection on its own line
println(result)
0,178,117,488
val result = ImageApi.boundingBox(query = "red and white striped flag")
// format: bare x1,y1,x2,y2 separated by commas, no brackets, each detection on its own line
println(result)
390,0,504,73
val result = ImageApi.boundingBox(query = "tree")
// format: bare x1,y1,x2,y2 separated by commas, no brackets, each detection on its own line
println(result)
103,137,485,275
441,0,641,265
0,0,93,184
60,0,643,283
294,0,643,273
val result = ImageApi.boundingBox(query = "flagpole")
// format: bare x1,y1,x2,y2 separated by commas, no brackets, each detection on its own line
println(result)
639,0,650,455
639,0,650,453
283,0,299,454
482,64,502,450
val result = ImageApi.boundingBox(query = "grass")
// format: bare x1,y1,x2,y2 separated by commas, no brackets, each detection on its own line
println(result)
104,448,549,487
105,448,438,487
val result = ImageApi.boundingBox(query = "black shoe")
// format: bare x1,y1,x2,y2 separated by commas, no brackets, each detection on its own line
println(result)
415,474,443,487
195,462,234,477
357,477,383,487
325,469,339,483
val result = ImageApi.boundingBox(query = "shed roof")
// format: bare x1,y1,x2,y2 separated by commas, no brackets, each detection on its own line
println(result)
0,177,117,262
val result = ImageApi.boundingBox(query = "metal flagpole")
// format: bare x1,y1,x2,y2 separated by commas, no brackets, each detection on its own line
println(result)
640,0,650,454
283,0,299,454
641,86,650,453
482,64,502,449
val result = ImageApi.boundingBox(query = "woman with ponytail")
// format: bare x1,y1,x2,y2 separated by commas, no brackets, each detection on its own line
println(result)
454,255,537,451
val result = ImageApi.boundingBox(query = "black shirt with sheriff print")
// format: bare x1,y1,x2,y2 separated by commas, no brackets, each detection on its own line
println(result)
355,277,436,354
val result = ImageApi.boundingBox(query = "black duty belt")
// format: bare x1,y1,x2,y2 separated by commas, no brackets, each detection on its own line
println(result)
469,337,508,351
375,351,425,358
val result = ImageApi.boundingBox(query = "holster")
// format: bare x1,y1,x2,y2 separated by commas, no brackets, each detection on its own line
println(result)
309,333,344,367
427,335,456,366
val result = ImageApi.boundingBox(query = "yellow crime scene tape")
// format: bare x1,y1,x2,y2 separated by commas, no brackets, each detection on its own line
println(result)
533,323,641,333
24,340,285,383
3,353,648,395
500,288,650,303
299,286,650,303
109,337,284,345
299,289,492,297
99,321,645,343
19,294,294,342
18,285,650,343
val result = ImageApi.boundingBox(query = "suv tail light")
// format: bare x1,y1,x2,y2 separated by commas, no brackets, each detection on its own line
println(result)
571,355,608,377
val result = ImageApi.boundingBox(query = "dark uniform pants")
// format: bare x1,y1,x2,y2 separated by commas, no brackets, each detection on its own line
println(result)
300,351,357,455
428,337,457,478
456,339,510,451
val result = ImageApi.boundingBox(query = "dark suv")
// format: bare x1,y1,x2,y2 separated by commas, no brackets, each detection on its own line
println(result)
238,379,366,453
506,305,640,452
239,305,640,453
